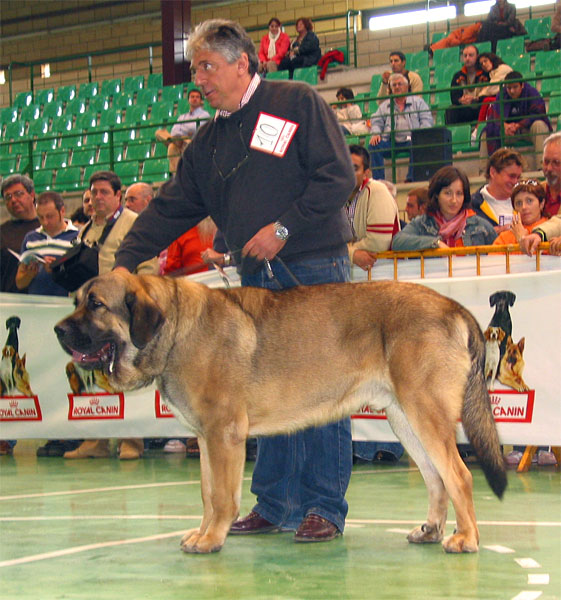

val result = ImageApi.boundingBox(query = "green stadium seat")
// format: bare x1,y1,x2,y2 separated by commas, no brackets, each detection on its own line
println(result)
99,108,122,129
147,73,163,90
415,67,431,92
0,156,18,175
114,161,140,185
370,74,382,94
113,125,137,144
32,169,54,190
510,54,531,75
448,124,473,153
433,47,460,66
98,146,124,164
124,105,148,124
20,103,41,123
101,78,122,97
84,164,109,183
548,94,561,121
51,116,74,134
540,72,561,96
44,150,69,170
35,88,55,106
524,17,552,41
27,117,49,138
176,98,191,115
126,142,152,161
353,92,370,116
265,70,289,80
433,90,451,108
58,130,83,150
141,158,169,182
43,101,64,121
136,123,159,140
57,85,76,103
75,111,98,131
113,92,135,110
13,91,33,110
161,84,184,103
35,137,58,153
1,107,18,126
88,95,109,114
123,75,145,94
4,121,25,140
473,41,491,54
136,88,159,106
534,50,561,75
293,66,318,85
431,32,446,44
71,147,97,167
496,36,525,58
55,166,82,191
150,101,174,124
433,64,458,89
407,51,429,71
30,153,43,171
78,81,99,99
84,127,109,146
65,97,87,116
345,135,360,146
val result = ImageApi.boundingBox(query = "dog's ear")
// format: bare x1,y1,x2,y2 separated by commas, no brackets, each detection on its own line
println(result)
506,291,516,306
484,328,491,341
497,328,506,342
125,288,165,349
489,292,498,307
517,337,525,352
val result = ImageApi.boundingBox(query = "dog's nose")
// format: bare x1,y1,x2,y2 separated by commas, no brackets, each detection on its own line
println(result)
54,323,66,340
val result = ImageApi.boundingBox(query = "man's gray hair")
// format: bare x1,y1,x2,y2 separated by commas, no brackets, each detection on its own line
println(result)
186,19,259,76
543,131,561,149
389,73,408,87
1,173,34,198
128,181,154,200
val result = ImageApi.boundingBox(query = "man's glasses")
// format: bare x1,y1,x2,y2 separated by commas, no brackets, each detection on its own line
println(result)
212,122,249,181
3,190,28,202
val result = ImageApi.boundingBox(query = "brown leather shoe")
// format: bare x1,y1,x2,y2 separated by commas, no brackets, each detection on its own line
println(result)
63,439,110,459
294,514,341,543
229,511,280,535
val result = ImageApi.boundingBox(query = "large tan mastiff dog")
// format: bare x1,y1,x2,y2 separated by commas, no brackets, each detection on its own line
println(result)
55,271,507,555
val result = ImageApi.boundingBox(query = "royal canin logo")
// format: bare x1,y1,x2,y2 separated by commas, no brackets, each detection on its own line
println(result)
0,396,42,421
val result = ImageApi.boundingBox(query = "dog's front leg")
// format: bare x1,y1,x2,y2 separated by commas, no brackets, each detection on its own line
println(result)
181,422,247,554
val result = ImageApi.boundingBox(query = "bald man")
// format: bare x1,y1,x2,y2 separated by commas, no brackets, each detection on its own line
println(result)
124,182,154,214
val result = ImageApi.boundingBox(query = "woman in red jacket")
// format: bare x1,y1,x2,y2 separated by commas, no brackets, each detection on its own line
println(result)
258,17,290,75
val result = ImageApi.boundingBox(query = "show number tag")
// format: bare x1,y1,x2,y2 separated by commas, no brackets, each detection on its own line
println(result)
250,112,299,157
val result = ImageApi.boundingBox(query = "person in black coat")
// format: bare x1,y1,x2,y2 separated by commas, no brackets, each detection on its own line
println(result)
278,17,321,79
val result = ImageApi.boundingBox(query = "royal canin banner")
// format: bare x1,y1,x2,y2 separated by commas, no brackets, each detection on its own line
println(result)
0,256,559,444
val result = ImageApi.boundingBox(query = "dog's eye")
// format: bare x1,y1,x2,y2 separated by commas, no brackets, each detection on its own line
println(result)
88,296,105,310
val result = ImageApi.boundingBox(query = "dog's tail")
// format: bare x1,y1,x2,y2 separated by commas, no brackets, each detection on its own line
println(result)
461,313,507,500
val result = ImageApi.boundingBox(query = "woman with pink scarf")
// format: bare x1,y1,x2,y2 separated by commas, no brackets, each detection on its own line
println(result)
258,17,290,75
392,166,497,250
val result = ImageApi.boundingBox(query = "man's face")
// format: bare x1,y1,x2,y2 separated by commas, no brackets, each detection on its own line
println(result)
350,153,368,190
389,55,406,73
505,82,523,99
82,190,94,217
37,201,65,238
462,47,478,69
124,184,150,214
188,91,204,112
405,194,421,220
90,180,121,219
3,183,36,220
542,141,561,189
193,49,247,112
490,163,522,198
389,77,407,95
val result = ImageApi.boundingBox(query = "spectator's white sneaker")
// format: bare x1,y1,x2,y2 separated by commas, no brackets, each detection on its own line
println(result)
163,439,187,453
537,450,558,466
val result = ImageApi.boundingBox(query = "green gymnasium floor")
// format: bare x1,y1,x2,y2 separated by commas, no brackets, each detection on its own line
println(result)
1,442,559,600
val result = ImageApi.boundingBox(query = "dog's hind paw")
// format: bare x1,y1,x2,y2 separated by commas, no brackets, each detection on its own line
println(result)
180,530,224,554
407,523,443,544
443,532,479,553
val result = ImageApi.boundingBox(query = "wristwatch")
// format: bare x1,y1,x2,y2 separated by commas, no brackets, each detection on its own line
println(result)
223,253,232,267
273,221,290,241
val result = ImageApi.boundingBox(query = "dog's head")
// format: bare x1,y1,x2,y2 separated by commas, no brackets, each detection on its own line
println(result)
54,271,166,390
489,291,516,311
484,326,506,343
503,336,525,366
2,346,16,361
13,353,33,396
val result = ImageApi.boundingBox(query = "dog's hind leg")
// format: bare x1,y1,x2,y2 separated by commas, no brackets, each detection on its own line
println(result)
385,403,448,545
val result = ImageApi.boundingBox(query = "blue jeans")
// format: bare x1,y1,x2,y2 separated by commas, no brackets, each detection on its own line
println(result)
368,139,414,181
241,255,353,533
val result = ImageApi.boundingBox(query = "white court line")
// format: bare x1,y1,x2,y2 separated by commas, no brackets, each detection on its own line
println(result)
0,530,187,568
515,558,542,569
512,593,543,600
484,544,516,553
528,574,550,585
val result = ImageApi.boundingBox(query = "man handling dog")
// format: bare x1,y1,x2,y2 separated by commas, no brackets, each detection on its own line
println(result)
114,20,356,545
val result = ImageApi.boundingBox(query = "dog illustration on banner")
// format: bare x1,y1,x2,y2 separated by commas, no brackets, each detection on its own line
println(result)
0,316,33,397
65,361,116,394
483,291,529,392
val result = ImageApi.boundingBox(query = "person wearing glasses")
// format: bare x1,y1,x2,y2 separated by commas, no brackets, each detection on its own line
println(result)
0,174,39,294
114,19,355,544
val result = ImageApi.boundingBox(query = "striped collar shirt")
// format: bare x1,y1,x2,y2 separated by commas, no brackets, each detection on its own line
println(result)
215,73,261,119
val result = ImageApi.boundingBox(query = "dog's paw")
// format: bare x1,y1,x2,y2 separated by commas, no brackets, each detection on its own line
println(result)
443,532,479,553
407,523,443,544
180,529,224,554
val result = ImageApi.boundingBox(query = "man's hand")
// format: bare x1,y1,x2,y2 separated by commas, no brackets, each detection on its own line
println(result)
113,266,132,274
504,122,519,136
353,250,377,270
369,134,381,147
549,236,561,255
42,255,56,273
519,233,541,256
494,224,511,234
201,248,226,265
15,260,39,290
459,93,476,105
242,223,286,261
382,70,391,85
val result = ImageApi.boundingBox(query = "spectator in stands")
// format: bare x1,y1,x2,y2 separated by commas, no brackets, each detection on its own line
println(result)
377,51,423,101
482,71,552,169
162,217,216,277
155,88,210,174
124,182,153,214
70,207,89,228
553,0,561,48
404,187,429,229
368,73,433,182
278,17,321,79
472,148,523,233
82,189,94,219
493,179,548,247
64,170,158,461
445,45,489,125
15,191,78,296
333,87,369,135
477,0,517,52
541,132,561,218
519,210,561,256
474,52,513,133
346,145,400,270
258,17,290,75
392,166,497,250
0,175,39,294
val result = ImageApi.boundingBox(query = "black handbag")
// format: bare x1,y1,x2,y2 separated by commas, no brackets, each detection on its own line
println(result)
51,218,116,292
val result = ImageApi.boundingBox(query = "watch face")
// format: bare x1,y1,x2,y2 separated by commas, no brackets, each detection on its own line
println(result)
274,222,289,240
